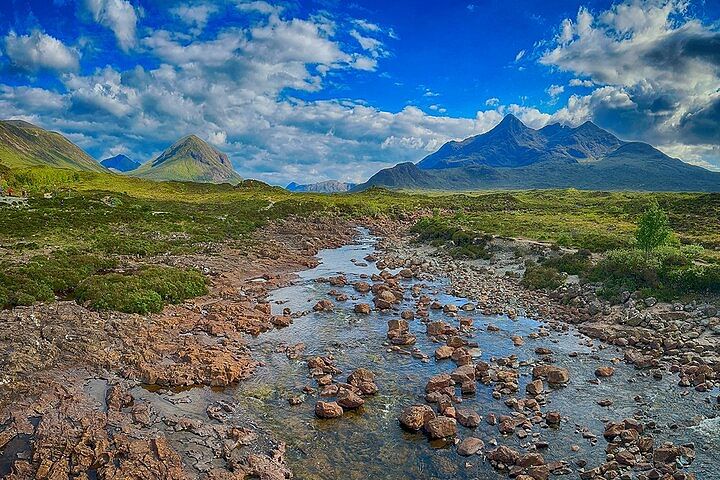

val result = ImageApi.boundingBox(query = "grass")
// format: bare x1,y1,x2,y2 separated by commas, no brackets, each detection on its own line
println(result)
1,166,719,310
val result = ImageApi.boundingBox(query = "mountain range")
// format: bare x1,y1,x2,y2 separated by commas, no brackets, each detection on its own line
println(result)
0,121,242,184
100,154,141,172
356,114,720,192
286,180,356,193
1,116,718,191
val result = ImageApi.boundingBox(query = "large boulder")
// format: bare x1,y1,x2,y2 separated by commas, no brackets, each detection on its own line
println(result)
425,417,458,439
398,405,436,431
457,437,484,456
337,390,365,409
315,401,343,419
487,446,520,467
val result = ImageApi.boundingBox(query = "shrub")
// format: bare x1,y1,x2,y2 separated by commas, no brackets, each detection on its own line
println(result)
542,249,592,275
635,202,673,253
521,262,565,290
0,252,115,309
75,266,207,314
589,246,715,299
411,216,490,259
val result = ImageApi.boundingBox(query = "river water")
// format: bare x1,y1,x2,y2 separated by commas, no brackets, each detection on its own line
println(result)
139,229,720,479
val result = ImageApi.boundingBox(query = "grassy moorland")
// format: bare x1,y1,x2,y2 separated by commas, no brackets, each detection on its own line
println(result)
1,165,719,311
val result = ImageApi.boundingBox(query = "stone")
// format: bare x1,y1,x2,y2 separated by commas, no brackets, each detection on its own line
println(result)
595,366,615,378
487,446,520,467
337,390,365,409
546,411,561,426
354,282,371,293
354,303,371,314
425,373,453,393
425,417,458,439
315,401,343,419
457,437,484,456
456,409,481,428
435,346,454,360
398,405,436,431
526,379,544,396
543,366,570,385
313,299,334,312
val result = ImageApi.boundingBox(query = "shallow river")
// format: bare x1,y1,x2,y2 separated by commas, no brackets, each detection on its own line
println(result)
138,229,720,479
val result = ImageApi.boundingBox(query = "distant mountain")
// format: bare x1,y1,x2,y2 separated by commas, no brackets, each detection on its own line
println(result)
0,120,107,172
286,180,356,193
418,114,624,169
100,154,140,172
356,115,720,192
132,135,241,184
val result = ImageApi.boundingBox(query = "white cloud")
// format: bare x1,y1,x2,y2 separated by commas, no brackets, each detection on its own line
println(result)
349,29,387,58
540,0,720,163
485,97,500,107
171,3,219,33
208,130,228,146
467,4,477,12
569,78,594,87
353,19,381,32
546,84,564,98
84,0,138,52
3,31,79,72
236,1,282,15
514,49,525,61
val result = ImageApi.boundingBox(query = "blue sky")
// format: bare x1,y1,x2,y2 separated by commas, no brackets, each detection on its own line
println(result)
0,0,718,184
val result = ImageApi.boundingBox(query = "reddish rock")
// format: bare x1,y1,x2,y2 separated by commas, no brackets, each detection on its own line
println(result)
315,401,343,419
425,417,458,439
398,404,436,431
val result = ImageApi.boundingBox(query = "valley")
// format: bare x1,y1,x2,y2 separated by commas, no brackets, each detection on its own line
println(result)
0,169,718,479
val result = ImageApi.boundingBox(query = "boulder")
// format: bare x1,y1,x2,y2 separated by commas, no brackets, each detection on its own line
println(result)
337,390,365,409
595,366,615,378
456,409,481,428
487,446,520,467
425,417,458,439
398,405,436,431
354,303,371,314
457,437,484,456
315,401,343,419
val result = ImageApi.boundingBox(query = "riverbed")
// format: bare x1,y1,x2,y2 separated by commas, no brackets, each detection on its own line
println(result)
132,229,719,479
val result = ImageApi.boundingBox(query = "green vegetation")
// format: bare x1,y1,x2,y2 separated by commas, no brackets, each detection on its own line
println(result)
0,252,116,308
528,203,719,300
410,215,490,259
1,166,720,312
521,261,566,290
635,201,674,253
75,266,207,314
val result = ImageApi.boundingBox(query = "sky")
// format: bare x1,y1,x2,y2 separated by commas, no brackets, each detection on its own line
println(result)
0,0,718,185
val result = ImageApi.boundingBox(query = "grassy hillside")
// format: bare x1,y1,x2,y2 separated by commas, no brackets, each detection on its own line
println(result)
1,166,719,310
133,135,242,184
0,120,107,172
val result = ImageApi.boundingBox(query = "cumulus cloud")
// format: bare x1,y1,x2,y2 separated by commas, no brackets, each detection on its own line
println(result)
546,84,564,98
171,3,218,33
3,31,79,72
569,78,594,87
84,0,138,51
540,0,720,161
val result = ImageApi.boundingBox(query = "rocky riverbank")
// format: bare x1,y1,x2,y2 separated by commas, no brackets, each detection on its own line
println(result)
1,217,718,479
371,223,718,479
0,216,357,479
